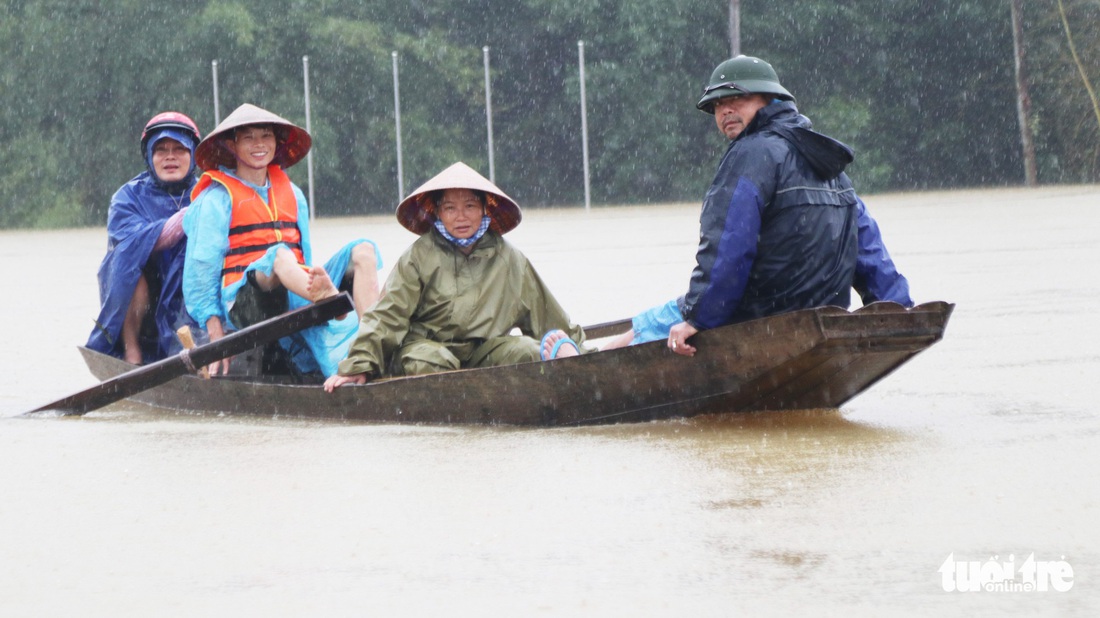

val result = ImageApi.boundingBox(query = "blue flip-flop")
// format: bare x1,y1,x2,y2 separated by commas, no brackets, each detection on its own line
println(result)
540,330,580,360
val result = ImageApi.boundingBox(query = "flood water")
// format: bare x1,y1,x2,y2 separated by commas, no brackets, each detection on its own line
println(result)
1,186,1098,616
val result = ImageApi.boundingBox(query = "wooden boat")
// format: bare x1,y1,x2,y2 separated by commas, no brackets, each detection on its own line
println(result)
78,301,953,426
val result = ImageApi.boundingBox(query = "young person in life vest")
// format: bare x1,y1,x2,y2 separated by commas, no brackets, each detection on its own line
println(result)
88,112,202,366
182,103,383,377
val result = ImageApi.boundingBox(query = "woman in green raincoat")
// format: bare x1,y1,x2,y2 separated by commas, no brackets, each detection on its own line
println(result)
324,162,585,391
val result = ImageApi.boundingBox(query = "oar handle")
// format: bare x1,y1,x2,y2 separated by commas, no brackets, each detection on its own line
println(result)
176,325,209,379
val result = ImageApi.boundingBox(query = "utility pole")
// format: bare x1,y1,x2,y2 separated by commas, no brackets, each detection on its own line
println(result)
1010,0,1038,186
303,56,315,218
729,0,741,57
392,51,404,201
578,41,591,213
211,60,221,125
483,46,496,183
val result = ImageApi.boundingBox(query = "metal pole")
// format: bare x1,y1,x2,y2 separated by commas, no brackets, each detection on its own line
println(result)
1011,0,1037,186
211,60,221,125
392,51,404,201
578,41,591,213
303,56,316,220
483,46,496,183
728,0,741,57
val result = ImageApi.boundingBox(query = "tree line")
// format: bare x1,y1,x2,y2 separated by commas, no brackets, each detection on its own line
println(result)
1,0,1097,228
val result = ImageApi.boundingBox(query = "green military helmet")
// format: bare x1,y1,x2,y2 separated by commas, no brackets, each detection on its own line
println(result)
696,55,795,114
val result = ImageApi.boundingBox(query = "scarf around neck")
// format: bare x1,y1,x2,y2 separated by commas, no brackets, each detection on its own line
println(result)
434,216,491,248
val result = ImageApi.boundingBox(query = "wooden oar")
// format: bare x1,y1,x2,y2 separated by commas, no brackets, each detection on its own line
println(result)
175,325,209,379
24,292,355,416
582,317,632,340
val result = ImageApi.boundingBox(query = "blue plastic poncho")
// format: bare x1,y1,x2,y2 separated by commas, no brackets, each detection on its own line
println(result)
87,128,198,361
183,168,382,377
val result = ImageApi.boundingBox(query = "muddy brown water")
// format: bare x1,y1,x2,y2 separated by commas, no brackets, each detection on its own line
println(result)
2,186,1098,616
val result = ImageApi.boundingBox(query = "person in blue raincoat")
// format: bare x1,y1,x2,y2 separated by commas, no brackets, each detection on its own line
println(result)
87,112,203,364
587,55,913,358
183,103,382,378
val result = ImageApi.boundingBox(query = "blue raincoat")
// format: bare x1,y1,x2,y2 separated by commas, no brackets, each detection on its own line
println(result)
87,128,198,361
679,100,912,329
630,101,912,344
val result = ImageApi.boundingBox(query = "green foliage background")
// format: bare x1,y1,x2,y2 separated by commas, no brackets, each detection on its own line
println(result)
1,0,1097,228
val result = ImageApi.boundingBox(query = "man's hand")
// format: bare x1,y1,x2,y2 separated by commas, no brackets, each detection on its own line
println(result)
204,317,231,375
668,321,699,357
324,373,368,393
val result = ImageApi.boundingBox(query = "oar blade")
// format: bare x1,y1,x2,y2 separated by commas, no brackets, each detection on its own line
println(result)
25,292,354,416
26,359,188,416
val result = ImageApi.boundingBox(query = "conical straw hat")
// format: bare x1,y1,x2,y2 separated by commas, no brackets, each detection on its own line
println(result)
194,103,312,171
396,162,522,235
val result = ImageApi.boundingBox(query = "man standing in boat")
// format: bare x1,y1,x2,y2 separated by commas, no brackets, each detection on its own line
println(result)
580,55,913,357
183,103,383,377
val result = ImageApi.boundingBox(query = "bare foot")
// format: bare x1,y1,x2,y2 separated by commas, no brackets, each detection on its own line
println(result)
541,329,580,360
306,265,339,302
307,266,348,319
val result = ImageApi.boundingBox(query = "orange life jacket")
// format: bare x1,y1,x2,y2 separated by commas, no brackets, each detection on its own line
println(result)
191,165,305,288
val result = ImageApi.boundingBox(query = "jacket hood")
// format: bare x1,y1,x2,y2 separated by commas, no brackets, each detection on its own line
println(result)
752,102,855,180
143,127,198,193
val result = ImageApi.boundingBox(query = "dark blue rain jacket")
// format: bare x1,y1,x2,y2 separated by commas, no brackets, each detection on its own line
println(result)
679,101,910,329
87,171,197,360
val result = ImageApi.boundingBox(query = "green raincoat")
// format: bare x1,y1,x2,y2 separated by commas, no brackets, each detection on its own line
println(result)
337,230,585,378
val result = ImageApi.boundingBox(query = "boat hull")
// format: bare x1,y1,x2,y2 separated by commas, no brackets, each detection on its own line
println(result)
79,301,953,426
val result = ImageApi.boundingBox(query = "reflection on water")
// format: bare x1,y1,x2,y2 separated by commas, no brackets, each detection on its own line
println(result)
580,409,911,511
3,188,1099,615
